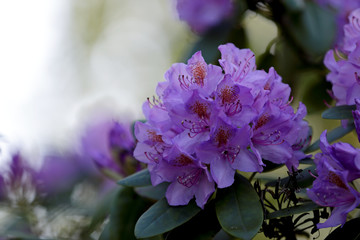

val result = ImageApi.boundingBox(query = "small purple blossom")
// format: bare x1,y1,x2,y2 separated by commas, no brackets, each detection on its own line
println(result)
175,0,234,34
307,130,360,228
134,43,310,208
81,118,142,180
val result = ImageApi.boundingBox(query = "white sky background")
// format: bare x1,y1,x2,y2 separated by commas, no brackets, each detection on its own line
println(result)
0,0,190,165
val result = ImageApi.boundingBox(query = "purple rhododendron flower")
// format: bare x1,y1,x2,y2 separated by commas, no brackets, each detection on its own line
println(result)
324,8,360,106
307,130,360,228
134,43,310,208
81,118,141,180
315,0,360,45
175,0,234,34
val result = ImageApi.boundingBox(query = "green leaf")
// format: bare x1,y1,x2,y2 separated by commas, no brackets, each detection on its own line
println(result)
325,217,360,240
135,198,201,238
305,123,355,153
164,201,221,240
135,182,169,200
281,0,305,12
215,173,263,240
108,187,150,240
285,1,336,58
266,202,320,219
117,169,151,187
321,105,356,119
265,165,316,188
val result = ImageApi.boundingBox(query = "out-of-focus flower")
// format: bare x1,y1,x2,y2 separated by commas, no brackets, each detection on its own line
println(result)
34,153,93,197
315,0,360,46
307,131,360,228
81,118,142,180
175,0,234,34
324,8,360,107
134,43,309,208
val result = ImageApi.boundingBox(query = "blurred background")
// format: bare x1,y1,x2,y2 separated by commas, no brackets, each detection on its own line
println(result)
0,0,284,166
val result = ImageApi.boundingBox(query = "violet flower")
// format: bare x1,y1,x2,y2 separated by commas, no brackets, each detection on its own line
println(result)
81,118,141,180
324,8,360,107
134,43,309,208
307,130,360,228
175,0,234,34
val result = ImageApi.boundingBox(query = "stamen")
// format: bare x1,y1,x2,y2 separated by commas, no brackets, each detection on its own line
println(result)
177,168,203,188
144,152,160,163
308,170,317,179
237,54,255,81
178,75,192,90
222,146,240,164
147,96,165,109
181,119,209,138
224,100,242,116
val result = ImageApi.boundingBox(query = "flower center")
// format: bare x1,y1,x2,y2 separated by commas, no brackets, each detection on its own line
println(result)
215,127,230,147
327,171,348,189
190,101,210,119
189,61,207,87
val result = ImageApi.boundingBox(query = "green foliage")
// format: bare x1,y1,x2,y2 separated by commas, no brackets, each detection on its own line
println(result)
267,202,320,219
325,218,360,240
134,198,201,239
322,105,357,119
215,173,263,240
106,187,151,240
118,169,151,187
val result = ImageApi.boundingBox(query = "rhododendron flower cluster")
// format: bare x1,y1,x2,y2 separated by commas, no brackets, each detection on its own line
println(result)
307,130,360,228
175,0,234,34
134,43,310,208
324,8,360,106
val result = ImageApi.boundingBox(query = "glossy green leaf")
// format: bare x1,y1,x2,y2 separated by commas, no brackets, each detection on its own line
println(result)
164,201,221,240
117,168,151,187
267,202,320,219
285,1,336,58
305,123,355,153
108,187,150,240
325,217,360,240
321,105,356,119
135,182,169,201
215,173,263,240
135,198,201,238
